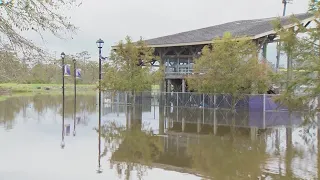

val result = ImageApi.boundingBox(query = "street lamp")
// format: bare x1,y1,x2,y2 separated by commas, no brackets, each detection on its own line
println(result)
73,58,77,137
61,52,66,149
96,38,104,173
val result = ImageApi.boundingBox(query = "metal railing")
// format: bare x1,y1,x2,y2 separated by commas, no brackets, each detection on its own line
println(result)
101,91,310,112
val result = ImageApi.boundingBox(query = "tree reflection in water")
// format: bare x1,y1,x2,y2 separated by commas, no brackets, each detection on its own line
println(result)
0,96,30,130
101,117,269,180
1,93,319,179
100,118,163,180
100,106,320,180
0,94,97,130
186,134,267,179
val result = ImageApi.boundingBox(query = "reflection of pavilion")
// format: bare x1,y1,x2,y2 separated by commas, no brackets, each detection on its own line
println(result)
108,102,320,179
164,106,307,139
100,91,153,116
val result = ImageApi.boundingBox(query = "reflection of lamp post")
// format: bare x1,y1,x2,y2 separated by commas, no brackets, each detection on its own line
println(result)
61,52,66,149
96,38,104,173
73,58,77,136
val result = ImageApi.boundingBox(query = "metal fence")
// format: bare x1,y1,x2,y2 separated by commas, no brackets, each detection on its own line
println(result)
101,91,300,112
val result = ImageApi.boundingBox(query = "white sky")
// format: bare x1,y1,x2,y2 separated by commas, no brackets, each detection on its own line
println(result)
24,0,310,65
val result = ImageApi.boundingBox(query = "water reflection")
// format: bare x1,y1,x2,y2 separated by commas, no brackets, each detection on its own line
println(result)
0,94,97,130
101,99,320,180
0,93,320,179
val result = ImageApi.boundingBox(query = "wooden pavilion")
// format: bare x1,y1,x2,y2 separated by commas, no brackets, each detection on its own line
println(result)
113,12,315,93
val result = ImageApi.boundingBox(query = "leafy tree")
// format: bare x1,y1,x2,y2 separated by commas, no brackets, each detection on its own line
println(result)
187,33,272,110
0,46,27,83
0,0,78,54
82,61,99,84
102,36,161,101
271,1,320,111
0,0,79,83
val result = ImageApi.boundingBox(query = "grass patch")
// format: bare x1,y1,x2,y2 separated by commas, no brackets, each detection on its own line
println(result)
0,91,96,102
0,83,160,102
0,83,97,102
0,83,97,93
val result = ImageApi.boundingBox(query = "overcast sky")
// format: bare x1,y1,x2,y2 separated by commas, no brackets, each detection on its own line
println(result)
25,0,310,64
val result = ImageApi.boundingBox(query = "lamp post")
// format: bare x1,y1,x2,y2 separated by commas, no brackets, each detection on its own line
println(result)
73,58,77,136
61,52,66,149
96,38,104,173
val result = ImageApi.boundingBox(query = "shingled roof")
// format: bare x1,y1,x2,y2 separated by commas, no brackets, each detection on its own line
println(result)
144,12,314,48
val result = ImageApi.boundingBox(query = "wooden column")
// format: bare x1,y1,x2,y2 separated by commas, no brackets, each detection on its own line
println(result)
182,79,186,93
262,42,267,60
167,79,172,92
250,127,258,141
159,50,166,134
286,27,295,88
276,41,281,73
197,114,201,133
182,117,185,132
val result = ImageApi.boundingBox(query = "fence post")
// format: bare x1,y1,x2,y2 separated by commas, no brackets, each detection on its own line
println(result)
117,92,120,117
263,94,266,112
125,91,127,105
176,92,179,107
263,94,266,129
213,108,217,135
213,93,217,135
176,92,179,123
203,93,205,123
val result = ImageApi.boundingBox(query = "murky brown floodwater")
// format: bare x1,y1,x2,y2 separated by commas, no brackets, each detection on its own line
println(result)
0,94,319,180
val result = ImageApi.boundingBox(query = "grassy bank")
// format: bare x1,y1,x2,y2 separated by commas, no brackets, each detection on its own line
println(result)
0,83,96,93
0,83,97,102
0,83,160,93
0,90,97,102
0,83,160,102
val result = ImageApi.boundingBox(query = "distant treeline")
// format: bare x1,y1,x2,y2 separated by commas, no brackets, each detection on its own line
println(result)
0,49,99,84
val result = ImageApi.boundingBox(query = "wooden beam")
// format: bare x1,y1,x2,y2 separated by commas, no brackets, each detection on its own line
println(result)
256,36,268,53
304,20,311,27
163,55,194,58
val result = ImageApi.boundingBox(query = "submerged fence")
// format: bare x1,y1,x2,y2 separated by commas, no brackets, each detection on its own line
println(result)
100,91,310,112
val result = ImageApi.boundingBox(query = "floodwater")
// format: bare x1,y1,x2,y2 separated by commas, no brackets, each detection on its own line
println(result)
0,94,319,180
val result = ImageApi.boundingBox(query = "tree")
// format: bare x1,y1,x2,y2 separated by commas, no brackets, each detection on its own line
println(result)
0,0,78,55
102,36,160,100
0,46,27,83
0,0,79,83
271,1,320,111
187,33,272,110
0,50,100,84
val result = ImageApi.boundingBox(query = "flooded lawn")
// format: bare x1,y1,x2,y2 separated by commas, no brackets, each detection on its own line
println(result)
0,94,319,180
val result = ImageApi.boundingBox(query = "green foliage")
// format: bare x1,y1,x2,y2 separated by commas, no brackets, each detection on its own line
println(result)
187,33,273,107
102,36,161,92
0,48,27,82
0,50,99,84
309,0,320,11
271,1,320,111
0,0,78,55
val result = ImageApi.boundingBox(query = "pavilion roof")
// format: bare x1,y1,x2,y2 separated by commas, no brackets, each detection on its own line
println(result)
144,12,314,48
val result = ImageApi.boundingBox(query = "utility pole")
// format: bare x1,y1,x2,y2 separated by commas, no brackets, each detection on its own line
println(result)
276,0,293,73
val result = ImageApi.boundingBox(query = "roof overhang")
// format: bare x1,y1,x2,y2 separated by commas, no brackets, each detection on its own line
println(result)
253,15,316,40
111,14,316,50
